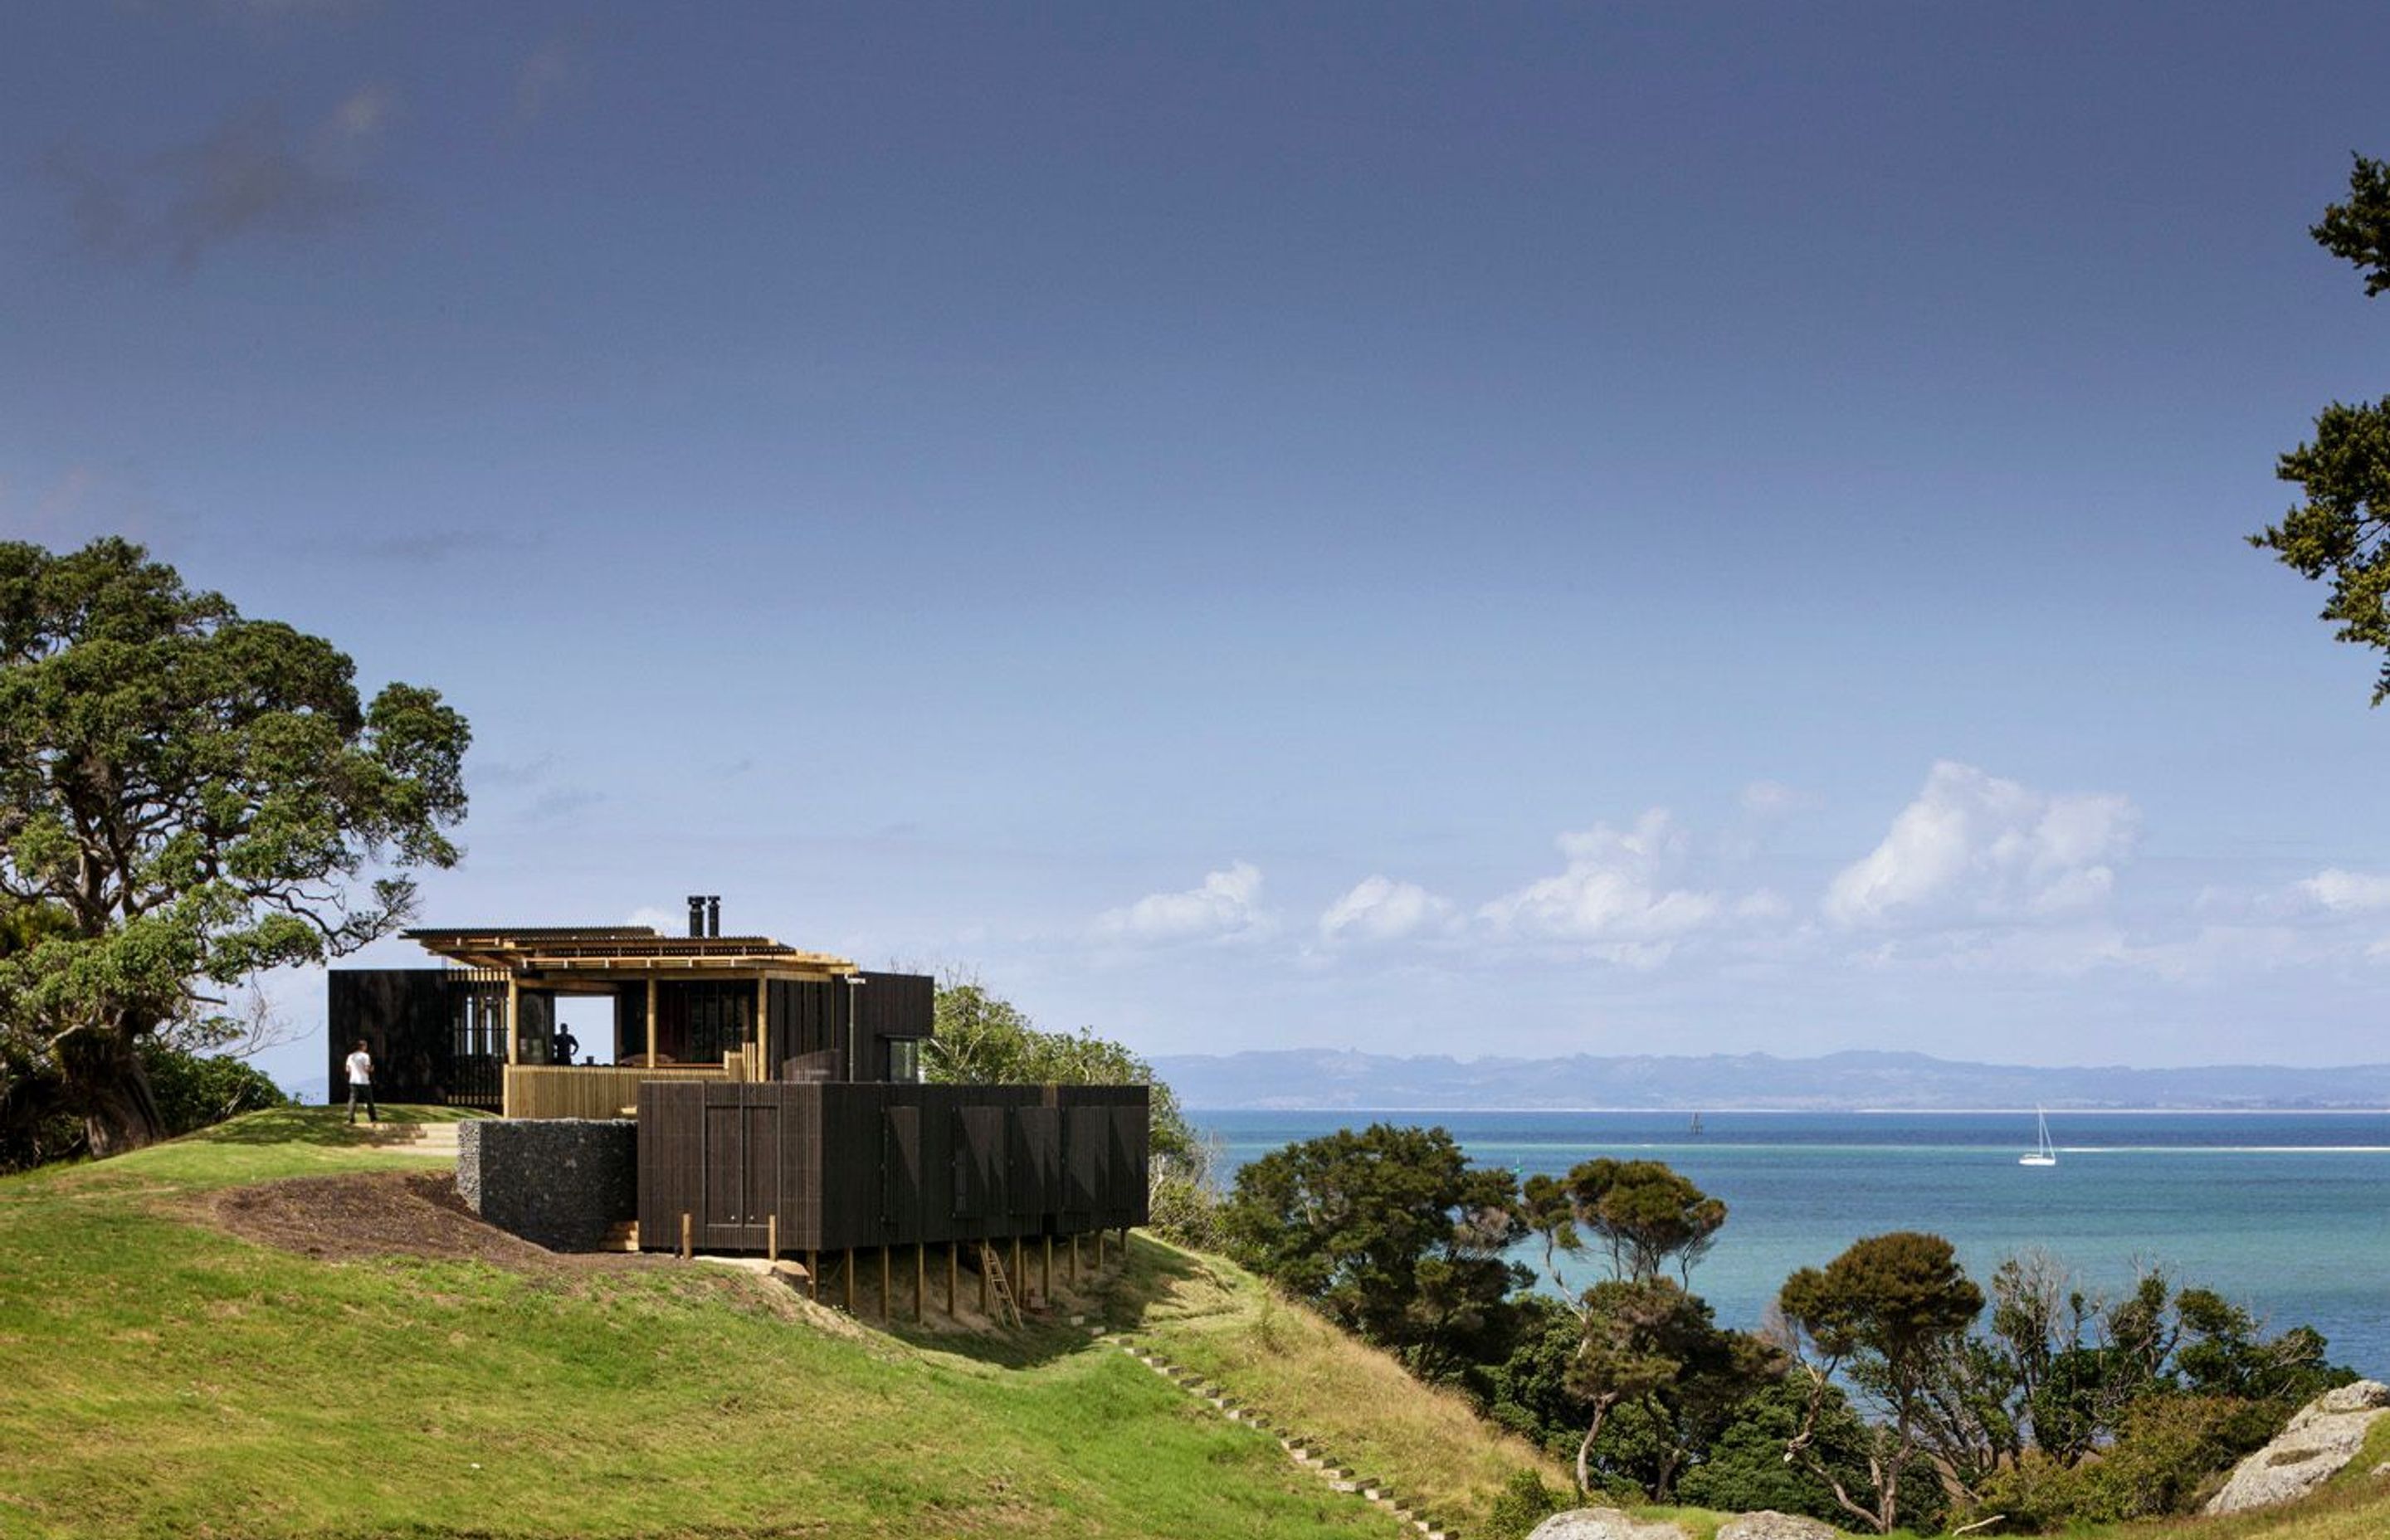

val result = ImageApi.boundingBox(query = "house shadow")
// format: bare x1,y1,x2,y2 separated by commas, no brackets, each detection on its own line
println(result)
851,1232,1222,1370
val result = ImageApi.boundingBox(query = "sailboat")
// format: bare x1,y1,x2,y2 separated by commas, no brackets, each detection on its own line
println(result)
1689,1112,1704,1136
2019,1107,2057,1167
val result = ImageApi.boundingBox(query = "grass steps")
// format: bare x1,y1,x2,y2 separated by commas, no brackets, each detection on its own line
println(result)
1110,1330,1458,1539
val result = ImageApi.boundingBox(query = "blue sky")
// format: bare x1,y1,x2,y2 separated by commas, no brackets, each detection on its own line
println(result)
6,2,2389,1087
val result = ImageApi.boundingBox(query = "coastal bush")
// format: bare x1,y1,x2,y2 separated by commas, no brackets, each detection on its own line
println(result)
1475,1293,1586,1456
1969,1392,2268,1528
2173,1287,2353,1406
1221,1122,1527,1382
1675,1378,1903,1527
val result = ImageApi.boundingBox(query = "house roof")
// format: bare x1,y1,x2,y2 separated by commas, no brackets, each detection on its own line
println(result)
401,926,859,980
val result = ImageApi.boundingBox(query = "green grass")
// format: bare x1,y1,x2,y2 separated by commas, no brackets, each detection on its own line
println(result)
11,1110,2385,1540
1107,1240,1571,1528
0,1110,1456,1539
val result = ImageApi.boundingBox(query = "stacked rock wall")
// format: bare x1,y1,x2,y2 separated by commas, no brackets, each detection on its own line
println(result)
456,1118,637,1251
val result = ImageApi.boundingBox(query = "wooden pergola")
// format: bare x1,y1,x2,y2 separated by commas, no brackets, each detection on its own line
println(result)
402,925,866,1117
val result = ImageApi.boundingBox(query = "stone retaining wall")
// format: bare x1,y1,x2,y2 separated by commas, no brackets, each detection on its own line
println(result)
457,1118,637,1250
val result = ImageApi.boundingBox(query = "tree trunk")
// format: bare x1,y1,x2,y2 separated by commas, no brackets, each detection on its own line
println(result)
1876,1422,1903,1536
1654,1438,1684,1503
62,1026,167,1157
1576,1396,1616,1495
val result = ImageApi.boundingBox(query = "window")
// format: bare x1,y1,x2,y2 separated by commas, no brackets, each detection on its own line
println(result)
885,1038,923,1084
656,981,753,1065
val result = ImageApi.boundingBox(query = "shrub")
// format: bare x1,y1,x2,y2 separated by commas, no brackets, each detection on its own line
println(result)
139,1042,290,1136
1675,1377,1942,1530
1968,1392,2273,1528
1484,1466,1569,1540
1147,1156,1225,1250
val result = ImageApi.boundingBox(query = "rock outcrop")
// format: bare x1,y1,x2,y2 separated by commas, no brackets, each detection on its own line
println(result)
2204,1379,2390,1515
1714,1513,1842,1540
1525,1508,1687,1540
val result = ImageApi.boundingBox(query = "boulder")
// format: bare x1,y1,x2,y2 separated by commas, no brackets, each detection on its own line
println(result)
1715,1513,1843,1540
1526,1508,1686,1540
2204,1379,2390,1515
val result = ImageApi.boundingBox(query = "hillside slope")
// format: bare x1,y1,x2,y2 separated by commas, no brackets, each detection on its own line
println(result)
0,1109,1558,1539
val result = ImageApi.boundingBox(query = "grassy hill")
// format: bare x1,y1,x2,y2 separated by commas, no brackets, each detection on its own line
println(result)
0,1107,1563,1539
2,1108,2384,1540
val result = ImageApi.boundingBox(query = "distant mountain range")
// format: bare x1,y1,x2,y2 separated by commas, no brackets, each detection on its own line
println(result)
1149,1048,2390,1111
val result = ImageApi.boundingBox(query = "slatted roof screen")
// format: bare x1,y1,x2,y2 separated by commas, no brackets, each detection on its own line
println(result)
402,926,858,979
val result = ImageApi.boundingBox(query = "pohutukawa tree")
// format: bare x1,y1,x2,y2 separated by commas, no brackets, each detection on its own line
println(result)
2252,153,2390,699
0,538,469,1157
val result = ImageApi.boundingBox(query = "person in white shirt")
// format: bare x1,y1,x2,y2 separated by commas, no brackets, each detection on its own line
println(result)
344,1040,378,1125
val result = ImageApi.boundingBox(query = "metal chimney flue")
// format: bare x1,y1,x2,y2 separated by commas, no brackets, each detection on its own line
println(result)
706,895,721,938
686,895,705,938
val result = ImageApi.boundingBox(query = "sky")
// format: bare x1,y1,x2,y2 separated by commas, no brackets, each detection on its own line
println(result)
6,2,2390,1090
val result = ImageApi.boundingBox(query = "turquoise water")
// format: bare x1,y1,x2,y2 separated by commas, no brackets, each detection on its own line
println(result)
1196,1109,2390,1378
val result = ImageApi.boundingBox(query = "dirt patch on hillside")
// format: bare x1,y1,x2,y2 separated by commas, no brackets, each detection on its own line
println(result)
205,1169,657,1274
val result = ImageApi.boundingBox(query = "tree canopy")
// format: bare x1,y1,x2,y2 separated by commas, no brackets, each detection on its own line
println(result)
1562,1157,1727,1285
1221,1122,1527,1378
1777,1231,1985,1533
2252,153,2390,700
0,538,469,1159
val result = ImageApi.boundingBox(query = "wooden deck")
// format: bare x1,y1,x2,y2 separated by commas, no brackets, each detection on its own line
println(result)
504,1064,727,1119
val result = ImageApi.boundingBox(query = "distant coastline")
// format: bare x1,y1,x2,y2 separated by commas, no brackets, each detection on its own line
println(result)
1153,1046,2390,1113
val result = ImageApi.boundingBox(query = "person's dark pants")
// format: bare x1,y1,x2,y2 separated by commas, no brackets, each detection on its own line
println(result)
348,1081,378,1123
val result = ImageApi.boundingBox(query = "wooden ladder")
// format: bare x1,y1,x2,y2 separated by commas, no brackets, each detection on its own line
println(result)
980,1245,1022,1328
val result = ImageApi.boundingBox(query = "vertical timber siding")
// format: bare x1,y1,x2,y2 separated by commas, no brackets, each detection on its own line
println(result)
637,1082,1149,1254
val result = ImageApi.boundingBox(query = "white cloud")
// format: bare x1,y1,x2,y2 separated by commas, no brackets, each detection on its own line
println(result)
1826,762,2138,928
1098,861,1267,942
1480,810,1724,949
1319,876,1454,943
2299,870,2390,913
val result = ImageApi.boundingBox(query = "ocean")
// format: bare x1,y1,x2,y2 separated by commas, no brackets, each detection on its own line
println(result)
1193,1109,2390,1379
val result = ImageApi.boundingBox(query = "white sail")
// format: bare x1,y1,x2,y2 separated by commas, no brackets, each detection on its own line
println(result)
2019,1107,2057,1167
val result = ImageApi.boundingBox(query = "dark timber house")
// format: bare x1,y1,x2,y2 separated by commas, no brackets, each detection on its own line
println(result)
330,900,1149,1280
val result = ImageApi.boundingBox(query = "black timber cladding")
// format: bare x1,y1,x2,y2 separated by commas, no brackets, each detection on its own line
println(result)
328,968,505,1109
637,1082,1149,1254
